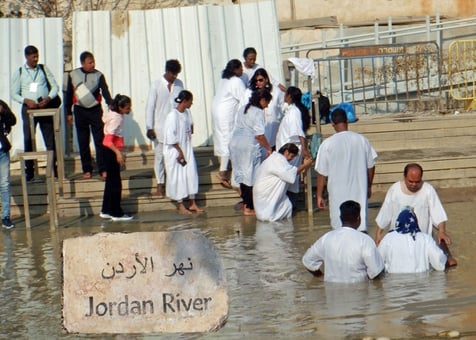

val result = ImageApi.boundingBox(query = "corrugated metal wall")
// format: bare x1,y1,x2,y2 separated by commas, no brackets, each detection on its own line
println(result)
72,0,283,148
0,18,63,155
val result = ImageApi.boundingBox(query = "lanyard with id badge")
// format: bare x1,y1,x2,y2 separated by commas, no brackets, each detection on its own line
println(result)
27,67,40,98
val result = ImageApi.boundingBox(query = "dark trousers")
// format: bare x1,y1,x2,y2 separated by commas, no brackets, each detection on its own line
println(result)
73,105,105,174
240,183,254,210
101,147,123,217
21,104,57,177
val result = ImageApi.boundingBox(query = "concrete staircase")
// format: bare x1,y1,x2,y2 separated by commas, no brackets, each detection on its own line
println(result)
7,111,476,217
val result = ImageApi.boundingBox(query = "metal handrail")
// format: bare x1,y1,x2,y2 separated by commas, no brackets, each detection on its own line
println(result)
281,14,476,54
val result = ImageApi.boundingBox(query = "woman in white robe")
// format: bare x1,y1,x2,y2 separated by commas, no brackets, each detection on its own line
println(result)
229,89,272,215
275,86,312,194
211,59,245,188
254,143,313,221
163,90,203,215
240,47,285,92
240,47,260,87
240,68,285,159
378,208,447,273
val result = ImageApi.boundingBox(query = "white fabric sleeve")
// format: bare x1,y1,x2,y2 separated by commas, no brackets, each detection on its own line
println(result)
302,238,325,272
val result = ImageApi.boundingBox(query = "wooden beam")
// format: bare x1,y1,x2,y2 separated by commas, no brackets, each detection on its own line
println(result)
279,16,338,30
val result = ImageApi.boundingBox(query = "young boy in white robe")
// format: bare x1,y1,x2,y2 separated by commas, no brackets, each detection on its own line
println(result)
163,90,203,215
254,143,312,221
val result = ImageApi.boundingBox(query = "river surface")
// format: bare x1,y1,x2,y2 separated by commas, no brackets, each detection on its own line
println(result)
1,188,475,339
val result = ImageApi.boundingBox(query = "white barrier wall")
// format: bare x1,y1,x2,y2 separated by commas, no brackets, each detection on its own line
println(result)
72,1,283,149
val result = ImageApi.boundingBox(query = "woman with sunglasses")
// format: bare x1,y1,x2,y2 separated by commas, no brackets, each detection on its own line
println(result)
240,47,286,92
242,68,285,158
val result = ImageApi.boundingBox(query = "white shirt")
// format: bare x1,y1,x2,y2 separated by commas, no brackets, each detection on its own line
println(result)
375,181,447,234
145,76,184,142
315,130,377,231
378,231,447,273
302,227,384,283
275,103,305,149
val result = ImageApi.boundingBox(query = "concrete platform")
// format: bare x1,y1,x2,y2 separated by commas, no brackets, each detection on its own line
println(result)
6,111,476,218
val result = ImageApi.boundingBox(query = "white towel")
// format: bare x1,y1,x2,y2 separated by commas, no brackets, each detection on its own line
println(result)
288,57,315,79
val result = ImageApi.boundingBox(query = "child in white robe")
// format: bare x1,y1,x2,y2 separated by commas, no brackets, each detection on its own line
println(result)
163,90,203,215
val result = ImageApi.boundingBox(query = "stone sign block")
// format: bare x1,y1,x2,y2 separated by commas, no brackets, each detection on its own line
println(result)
63,230,228,333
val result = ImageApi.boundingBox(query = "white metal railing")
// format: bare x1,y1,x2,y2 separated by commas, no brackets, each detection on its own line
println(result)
281,15,476,54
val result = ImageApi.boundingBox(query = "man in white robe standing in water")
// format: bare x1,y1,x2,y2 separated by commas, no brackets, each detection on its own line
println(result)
375,163,457,267
302,200,384,283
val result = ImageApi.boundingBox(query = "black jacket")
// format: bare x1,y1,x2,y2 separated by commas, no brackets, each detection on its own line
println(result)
0,100,17,152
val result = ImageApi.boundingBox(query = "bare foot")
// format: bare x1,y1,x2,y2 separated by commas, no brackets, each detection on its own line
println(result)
217,171,232,189
243,207,255,216
188,205,205,213
446,257,458,267
178,204,193,215
189,204,204,213
153,184,165,198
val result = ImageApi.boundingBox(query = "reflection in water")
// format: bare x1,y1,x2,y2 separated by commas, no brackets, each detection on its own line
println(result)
0,203,475,338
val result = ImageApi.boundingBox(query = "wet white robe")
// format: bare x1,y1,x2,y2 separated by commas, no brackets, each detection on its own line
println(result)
211,76,245,157
302,227,384,283
315,130,377,231
254,152,297,221
163,109,199,201
275,103,306,193
378,231,446,273
241,87,285,151
229,105,266,186
375,181,447,235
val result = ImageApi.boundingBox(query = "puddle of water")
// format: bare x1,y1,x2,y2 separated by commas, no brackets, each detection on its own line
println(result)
0,193,474,339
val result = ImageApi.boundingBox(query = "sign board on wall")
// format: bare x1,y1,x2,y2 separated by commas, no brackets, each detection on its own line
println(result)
63,230,228,333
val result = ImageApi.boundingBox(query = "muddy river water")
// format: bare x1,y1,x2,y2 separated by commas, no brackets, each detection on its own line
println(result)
1,187,475,339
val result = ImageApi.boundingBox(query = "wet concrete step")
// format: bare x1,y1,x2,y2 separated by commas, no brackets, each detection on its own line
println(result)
8,172,242,217
6,112,476,218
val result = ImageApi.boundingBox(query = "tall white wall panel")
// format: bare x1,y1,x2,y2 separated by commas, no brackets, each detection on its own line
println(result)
72,1,282,148
0,18,63,154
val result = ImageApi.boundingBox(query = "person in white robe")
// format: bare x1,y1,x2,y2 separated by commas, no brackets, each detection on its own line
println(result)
240,68,285,159
240,47,259,87
145,59,184,197
229,89,272,215
375,163,457,266
211,59,246,188
378,208,447,273
302,200,384,283
254,143,313,222
163,90,203,215
275,86,312,195
240,47,286,92
315,108,377,232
